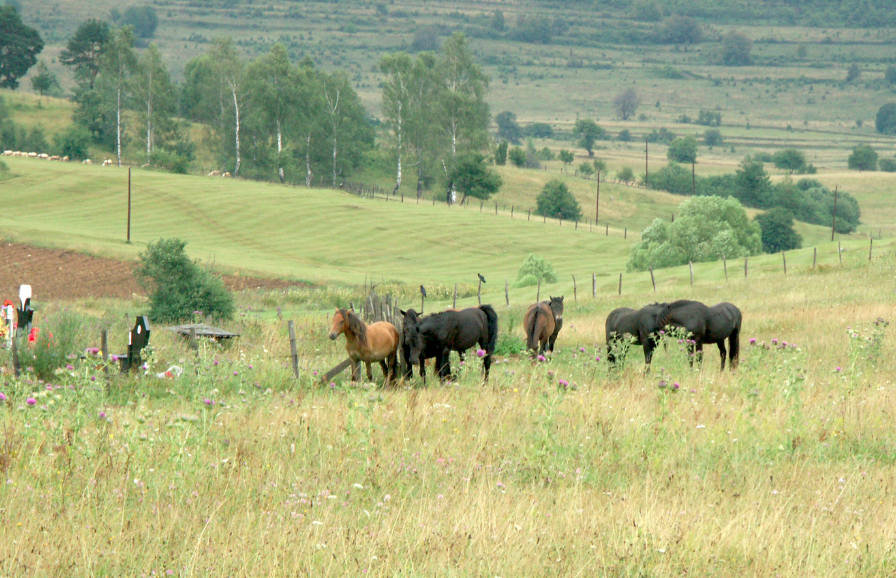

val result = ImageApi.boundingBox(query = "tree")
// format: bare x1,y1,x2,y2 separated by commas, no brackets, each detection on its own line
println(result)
885,65,896,86
733,156,773,207
30,60,58,101
667,136,697,163
53,125,91,160
135,238,235,323
875,103,896,135
754,208,802,254
60,19,111,89
495,111,521,144
210,38,246,177
448,153,502,203
380,52,414,191
722,31,752,66
578,162,594,178
613,87,641,120
704,128,723,147
617,167,635,183
132,43,174,165
404,52,439,193
627,196,761,271
491,9,505,32
495,141,508,165
848,145,878,171
513,254,557,288
593,158,608,175
536,179,582,221
573,118,604,157
618,128,632,142
411,25,441,52
632,0,663,22
845,63,861,83
508,146,526,167
99,27,136,166
657,16,702,45
771,148,806,174
558,149,574,172
0,5,44,90
320,70,373,186
122,6,158,39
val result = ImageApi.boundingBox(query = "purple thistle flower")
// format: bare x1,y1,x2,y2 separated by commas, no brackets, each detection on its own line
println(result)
559,379,569,388
537,354,546,362
248,364,253,369
65,364,74,371
771,338,778,345
233,371,238,376
203,398,214,406
579,347,586,353
90,376,96,382
0,392,6,402
673,382,680,391
749,338,757,345
476,349,486,358
835,366,842,372
658,380,667,389
99,412,106,419
26,398,36,406
595,356,601,362
213,360,219,366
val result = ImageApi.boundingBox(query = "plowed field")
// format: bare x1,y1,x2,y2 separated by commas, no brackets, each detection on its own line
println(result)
0,242,302,301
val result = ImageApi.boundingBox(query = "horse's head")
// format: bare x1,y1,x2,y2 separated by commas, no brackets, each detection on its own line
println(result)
328,308,347,340
548,295,564,323
399,308,424,360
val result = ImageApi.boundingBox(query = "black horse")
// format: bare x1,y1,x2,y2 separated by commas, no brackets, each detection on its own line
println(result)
654,300,742,370
400,305,499,384
605,303,668,366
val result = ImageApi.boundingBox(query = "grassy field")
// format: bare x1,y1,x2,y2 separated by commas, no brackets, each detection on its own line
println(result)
0,234,894,575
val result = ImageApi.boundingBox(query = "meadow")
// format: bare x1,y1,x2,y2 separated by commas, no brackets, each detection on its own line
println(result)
0,232,893,576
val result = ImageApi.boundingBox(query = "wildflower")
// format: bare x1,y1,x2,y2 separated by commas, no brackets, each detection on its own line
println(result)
559,379,569,388
99,412,106,419
90,376,96,382
672,382,680,391
203,399,214,406
213,360,219,366
658,380,667,389
579,347,586,353
0,392,6,402
248,365,253,369
749,338,756,345
65,364,74,371
782,341,788,347
595,356,601,362
771,338,778,345
233,371,238,376
835,367,842,372
476,349,486,358
26,398,36,406
537,355,546,362
313,371,318,376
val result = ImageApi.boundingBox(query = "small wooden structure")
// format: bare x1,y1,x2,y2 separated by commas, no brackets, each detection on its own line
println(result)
166,323,240,342
119,316,151,373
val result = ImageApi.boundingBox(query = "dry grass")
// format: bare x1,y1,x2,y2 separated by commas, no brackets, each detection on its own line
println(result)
0,249,894,576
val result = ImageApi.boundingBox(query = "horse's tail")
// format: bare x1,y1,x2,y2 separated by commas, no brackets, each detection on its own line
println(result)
525,305,539,351
480,304,499,355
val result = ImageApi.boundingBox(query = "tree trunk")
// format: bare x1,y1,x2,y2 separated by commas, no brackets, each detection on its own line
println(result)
276,119,284,183
395,101,402,193
232,86,241,177
116,85,122,167
305,133,312,188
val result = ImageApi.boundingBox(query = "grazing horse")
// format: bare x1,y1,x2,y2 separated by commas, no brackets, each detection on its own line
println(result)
399,305,499,384
328,308,399,385
523,296,564,356
654,300,742,370
605,303,670,366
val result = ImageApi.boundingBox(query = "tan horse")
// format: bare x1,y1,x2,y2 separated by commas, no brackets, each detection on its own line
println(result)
328,308,400,385
523,296,564,357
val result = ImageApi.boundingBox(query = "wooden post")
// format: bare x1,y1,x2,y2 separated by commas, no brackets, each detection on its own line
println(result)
645,139,649,184
537,278,541,302
689,261,694,287
101,329,110,386
723,256,728,282
505,279,509,306
480,201,483,213
624,227,627,239
528,209,531,221
189,327,198,351
869,237,873,260
744,257,748,278
495,202,498,215
127,167,132,243
421,291,425,315
288,320,299,378
511,206,514,218
477,279,482,306
453,283,458,309
575,219,578,230
618,273,622,295
813,247,817,269
573,275,577,302
544,214,546,223
671,213,675,223
595,170,600,223
838,241,842,264
649,267,656,292
782,250,787,274
592,273,596,297
831,186,838,241
606,223,609,236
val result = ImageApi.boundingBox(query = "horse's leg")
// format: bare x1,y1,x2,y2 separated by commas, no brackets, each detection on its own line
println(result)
350,359,360,382
438,348,452,381
695,341,704,367
379,359,389,386
643,341,654,368
729,332,740,370
365,361,373,381
418,353,426,385
717,341,727,371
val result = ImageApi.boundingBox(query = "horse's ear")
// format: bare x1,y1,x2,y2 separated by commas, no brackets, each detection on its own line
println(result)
399,309,406,316
559,296,564,302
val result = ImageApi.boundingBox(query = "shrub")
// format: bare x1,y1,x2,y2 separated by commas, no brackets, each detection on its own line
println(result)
135,238,235,322
535,179,582,221
508,146,526,167
667,136,698,163
616,166,635,183
771,148,806,174
848,145,877,171
618,129,632,142
755,208,802,253
879,158,896,172
704,129,723,147
494,141,508,166
53,125,91,160
513,254,557,288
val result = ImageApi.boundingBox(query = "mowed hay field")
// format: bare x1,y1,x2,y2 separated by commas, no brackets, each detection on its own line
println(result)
0,239,894,575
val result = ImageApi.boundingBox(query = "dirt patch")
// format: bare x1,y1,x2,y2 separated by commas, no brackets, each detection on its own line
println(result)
0,242,304,301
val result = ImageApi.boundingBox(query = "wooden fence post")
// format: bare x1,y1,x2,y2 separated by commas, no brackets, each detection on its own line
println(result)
744,257,748,278
618,273,622,296
101,329,110,390
689,261,694,287
511,206,514,218
572,275,577,302
453,283,458,309
649,267,656,292
624,227,627,239
869,238,873,260
838,241,842,264
505,279,509,306
782,250,787,274
606,224,609,236
592,273,596,297
189,327,198,352
495,202,498,215
480,201,483,213
813,247,817,269
537,278,541,302
11,335,21,378
288,320,299,378
528,209,531,221
575,219,578,230
477,278,482,306
723,257,728,282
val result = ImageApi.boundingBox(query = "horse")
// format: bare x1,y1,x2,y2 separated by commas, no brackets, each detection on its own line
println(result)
605,303,670,366
328,308,400,385
523,296,564,356
399,305,499,384
654,300,741,370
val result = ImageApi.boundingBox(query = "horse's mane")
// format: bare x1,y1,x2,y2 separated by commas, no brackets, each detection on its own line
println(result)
655,300,698,328
340,308,368,346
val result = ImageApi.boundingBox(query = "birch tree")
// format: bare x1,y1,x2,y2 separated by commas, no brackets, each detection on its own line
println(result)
210,38,246,177
248,44,295,183
98,27,136,166
131,43,174,164
380,52,413,194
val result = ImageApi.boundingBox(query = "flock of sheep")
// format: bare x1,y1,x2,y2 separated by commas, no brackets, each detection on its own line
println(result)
2,150,118,165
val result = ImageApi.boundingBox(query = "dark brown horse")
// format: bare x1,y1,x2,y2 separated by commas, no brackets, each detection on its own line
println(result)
654,300,742,370
328,308,400,385
524,295,564,356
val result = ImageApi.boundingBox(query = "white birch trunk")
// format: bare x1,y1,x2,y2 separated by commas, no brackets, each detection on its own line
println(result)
232,85,241,177
395,100,402,193
116,84,122,167
277,119,284,183
305,134,312,188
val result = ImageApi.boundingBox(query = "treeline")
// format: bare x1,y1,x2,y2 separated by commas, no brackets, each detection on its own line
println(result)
646,157,861,233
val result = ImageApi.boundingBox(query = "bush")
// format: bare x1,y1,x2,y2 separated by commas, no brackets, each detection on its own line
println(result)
876,103,896,135
755,208,802,254
53,125,91,160
150,149,190,174
512,254,557,288
495,141,508,166
704,129,723,147
508,146,526,167
524,122,554,139
537,147,554,161
616,166,635,183
535,179,582,221
848,145,878,171
667,136,698,163
771,148,806,174
135,239,235,322
618,129,632,142
879,158,896,172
